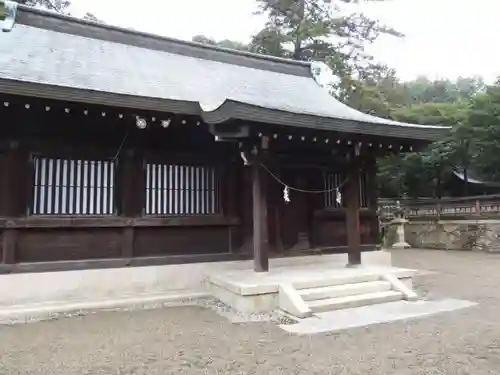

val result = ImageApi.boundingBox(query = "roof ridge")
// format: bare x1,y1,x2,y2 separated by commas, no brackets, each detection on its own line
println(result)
15,5,312,76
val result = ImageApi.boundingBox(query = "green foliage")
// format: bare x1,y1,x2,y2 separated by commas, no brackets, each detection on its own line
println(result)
14,0,70,13
251,0,401,96
192,35,249,51
466,84,500,181
377,100,477,198
190,1,500,197
14,0,104,22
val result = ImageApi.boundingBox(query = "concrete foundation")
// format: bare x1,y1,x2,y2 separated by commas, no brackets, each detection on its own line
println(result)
208,253,416,316
0,251,392,323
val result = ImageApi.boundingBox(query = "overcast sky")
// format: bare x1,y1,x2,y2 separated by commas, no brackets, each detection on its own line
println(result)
70,0,498,82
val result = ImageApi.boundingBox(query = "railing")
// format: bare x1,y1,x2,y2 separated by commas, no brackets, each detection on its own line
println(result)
378,195,500,220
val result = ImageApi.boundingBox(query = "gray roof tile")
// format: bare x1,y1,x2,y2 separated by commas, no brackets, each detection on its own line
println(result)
0,6,449,141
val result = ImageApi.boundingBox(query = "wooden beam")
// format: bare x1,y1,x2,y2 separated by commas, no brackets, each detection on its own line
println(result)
252,161,269,272
0,252,252,274
345,158,362,266
0,216,240,229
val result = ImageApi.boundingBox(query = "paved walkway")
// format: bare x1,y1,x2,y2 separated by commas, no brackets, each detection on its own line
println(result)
1,249,499,375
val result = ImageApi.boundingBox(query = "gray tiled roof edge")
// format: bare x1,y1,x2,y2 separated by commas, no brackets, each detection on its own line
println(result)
2,6,450,142
16,5,311,77
203,101,448,141
0,78,201,115
0,78,447,141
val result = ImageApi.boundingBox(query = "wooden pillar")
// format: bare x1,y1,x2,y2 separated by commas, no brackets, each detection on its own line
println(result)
1,141,29,265
118,149,144,259
1,141,29,217
252,157,269,272
345,156,362,266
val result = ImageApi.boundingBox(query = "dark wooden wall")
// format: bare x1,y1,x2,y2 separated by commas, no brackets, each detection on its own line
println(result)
0,95,380,272
0,96,244,272
274,162,379,252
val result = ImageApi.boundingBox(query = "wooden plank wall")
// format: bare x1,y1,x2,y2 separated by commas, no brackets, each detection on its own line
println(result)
0,95,380,272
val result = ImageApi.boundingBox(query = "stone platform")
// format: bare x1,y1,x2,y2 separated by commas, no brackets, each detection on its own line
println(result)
0,250,395,324
208,256,417,318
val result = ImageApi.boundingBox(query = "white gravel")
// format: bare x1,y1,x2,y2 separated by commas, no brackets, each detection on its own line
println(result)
1,249,499,375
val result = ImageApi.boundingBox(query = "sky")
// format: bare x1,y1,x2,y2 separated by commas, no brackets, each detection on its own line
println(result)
70,0,499,82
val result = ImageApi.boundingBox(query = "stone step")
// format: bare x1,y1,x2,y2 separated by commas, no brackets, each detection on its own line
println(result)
293,273,381,290
299,281,392,301
308,290,404,313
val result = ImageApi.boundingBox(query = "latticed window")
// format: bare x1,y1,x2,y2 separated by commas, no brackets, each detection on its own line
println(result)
323,171,344,208
323,171,369,208
145,163,221,215
31,156,115,215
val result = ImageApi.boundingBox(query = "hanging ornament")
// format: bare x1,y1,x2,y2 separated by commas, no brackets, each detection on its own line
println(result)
335,189,342,205
283,186,291,203
240,151,249,166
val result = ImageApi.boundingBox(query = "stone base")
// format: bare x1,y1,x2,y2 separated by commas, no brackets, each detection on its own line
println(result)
345,263,363,268
208,258,417,316
383,219,500,252
392,242,411,249
0,251,393,324
210,283,278,314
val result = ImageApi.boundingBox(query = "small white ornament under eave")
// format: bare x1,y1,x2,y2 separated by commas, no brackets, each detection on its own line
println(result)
335,189,342,205
161,119,171,128
283,186,291,203
136,117,147,129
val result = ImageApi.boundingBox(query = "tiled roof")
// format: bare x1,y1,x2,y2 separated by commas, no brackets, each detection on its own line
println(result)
0,6,449,140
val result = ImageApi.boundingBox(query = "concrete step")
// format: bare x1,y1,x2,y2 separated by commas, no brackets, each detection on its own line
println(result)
299,281,392,301
293,273,381,290
308,290,404,313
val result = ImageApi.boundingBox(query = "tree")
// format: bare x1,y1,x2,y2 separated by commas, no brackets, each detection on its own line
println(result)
466,79,500,181
13,0,104,23
402,76,485,105
14,0,70,13
251,0,401,96
378,101,473,198
192,35,249,51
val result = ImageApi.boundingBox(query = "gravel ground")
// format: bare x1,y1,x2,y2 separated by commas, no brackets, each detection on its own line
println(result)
1,249,500,375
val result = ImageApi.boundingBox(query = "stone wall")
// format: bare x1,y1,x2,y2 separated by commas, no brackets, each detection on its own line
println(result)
383,220,500,252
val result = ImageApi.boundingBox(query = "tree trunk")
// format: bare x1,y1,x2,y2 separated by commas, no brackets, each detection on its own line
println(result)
293,0,305,60
463,167,468,196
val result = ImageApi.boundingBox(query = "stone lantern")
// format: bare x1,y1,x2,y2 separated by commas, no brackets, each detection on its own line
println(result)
391,200,411,249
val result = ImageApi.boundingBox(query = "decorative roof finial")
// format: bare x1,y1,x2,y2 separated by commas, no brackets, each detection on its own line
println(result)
0,1,18,32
